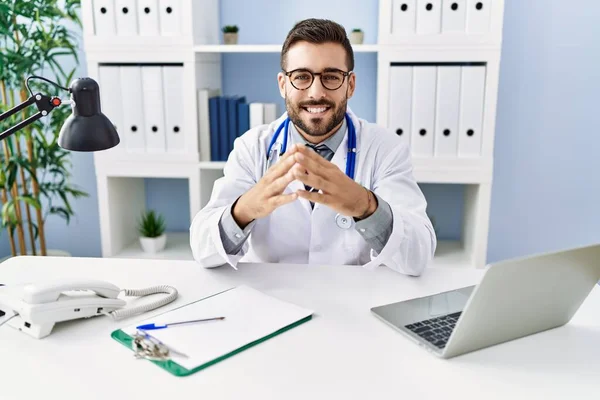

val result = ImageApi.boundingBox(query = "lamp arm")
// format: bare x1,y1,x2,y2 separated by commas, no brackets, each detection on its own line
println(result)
0,95,37,122
0,93,64,142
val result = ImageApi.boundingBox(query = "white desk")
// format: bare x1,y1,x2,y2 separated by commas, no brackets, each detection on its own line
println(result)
1,256,599,399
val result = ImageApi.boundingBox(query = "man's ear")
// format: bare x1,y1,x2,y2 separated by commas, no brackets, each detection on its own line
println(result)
346,72,356,99
277,72,286,98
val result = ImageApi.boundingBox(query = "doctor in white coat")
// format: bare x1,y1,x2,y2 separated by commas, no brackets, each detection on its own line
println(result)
190,18,436,276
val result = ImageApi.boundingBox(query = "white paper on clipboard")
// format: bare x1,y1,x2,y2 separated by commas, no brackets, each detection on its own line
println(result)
122,285,314,370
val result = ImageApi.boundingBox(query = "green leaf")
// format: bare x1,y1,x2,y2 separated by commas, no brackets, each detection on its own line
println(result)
15,195,42,210
57,190,73,213
6,161,18,190
137,210,167,238
1,201,17,227
49,206,71,224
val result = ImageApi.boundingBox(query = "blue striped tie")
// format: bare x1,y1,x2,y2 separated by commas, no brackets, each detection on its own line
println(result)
304,144,334,207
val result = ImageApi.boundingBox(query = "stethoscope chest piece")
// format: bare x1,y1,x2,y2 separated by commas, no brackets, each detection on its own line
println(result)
335,213,354,230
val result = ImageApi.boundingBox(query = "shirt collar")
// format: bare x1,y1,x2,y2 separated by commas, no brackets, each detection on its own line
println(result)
288,117,347,153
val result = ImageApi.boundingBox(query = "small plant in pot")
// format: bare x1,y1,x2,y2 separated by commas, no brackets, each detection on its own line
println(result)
137,210,167,253
350,28,364,44
222,25,239,44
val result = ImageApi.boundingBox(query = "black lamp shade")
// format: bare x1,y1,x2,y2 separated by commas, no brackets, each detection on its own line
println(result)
58,78,120,152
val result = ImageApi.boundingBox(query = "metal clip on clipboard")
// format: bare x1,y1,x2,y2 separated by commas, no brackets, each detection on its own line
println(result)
132,330,188,361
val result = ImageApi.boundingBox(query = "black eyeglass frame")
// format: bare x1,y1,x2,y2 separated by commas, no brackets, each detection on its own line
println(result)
283,68,352,91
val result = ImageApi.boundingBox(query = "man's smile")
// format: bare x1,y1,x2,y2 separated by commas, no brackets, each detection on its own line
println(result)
302,106,331,117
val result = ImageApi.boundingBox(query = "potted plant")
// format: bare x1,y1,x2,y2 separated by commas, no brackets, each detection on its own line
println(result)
137,210,167,253
350,28,364,45
0,0,87,257
222,25,239,45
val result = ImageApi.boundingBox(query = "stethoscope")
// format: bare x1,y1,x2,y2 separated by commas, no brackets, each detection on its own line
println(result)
265,113,357,230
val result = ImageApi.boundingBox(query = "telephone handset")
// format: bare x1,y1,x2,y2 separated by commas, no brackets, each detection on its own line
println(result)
0,279,177,339
22,280,122,303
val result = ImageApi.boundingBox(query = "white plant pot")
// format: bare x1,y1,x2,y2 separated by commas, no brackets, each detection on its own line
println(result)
139,234,167,253
350,31,364,44
223,32,238,44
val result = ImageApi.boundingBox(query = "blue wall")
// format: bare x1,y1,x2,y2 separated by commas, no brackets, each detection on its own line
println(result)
1,0,599,263
486,1,600,261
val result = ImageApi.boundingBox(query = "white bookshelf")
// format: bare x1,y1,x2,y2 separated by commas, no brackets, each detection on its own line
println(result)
112,232,193,260
82,0,504,269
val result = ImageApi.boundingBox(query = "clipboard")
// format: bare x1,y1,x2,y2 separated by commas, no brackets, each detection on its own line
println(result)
111,285,313,377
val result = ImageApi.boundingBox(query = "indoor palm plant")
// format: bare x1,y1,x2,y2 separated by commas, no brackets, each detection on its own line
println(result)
137,210,167,253
0,0,87,257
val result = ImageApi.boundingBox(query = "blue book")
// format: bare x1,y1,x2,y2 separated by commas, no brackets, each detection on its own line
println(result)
218,97,229,161
237,102,250,137
227,96,246,156
208,96,220,161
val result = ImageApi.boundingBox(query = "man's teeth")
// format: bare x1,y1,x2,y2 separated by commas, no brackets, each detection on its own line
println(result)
306,107,328,114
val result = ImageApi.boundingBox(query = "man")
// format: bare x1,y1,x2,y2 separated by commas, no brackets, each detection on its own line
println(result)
190,18,436,276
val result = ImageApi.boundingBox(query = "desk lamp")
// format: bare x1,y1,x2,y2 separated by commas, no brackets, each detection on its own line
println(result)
0,75,119,150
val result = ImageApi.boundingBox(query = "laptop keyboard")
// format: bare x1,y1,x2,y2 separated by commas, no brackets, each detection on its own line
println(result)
404,311,462,349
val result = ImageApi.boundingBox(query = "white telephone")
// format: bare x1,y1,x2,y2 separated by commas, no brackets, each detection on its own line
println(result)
0,279,177,339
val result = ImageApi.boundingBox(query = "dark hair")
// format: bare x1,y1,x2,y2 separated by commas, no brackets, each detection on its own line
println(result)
280,18,355,72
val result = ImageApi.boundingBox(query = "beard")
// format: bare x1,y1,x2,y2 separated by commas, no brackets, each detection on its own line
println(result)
286,95,347,139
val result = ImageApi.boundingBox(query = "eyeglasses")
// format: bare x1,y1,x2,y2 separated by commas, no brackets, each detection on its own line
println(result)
284,68,351,91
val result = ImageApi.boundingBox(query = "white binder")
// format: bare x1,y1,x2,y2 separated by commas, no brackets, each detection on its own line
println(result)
142,67,167,153
162,66,185,153
97,66,124,155
249,103,264,128
388,65,413,146
263,103,277,124
119,67,146,153
392,0,416,36
458,66,486,157
114,0,138,36
441,0,466,32
434,66,461,157
137,0,160,36
159,0,182,36
92,0,116,36
411,66,436,157
466,0,491,33
197,88,220,162
416,0,441,34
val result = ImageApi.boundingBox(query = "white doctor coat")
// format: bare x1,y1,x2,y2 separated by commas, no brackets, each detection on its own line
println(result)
189,108,436,276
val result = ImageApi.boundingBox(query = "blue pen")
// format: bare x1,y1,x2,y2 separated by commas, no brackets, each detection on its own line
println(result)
136,316,225,331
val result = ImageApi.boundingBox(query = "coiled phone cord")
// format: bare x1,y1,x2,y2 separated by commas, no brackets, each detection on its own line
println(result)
108,285,178,320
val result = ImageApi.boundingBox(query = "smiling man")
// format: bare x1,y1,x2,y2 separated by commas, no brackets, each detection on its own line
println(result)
189,18,437,276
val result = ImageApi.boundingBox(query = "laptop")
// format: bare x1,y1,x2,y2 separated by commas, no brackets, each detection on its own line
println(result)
371,243,600,359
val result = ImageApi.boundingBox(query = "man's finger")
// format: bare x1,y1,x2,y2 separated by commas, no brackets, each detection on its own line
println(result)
295,189,331,205
277,144,300,161
264,152,297,182
295,144,331,170
293,150,330,179
291,164,332,193
269,192,298,209
267,167,297,196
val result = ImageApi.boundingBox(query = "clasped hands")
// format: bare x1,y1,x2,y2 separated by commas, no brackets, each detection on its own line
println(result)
232,143,377,229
